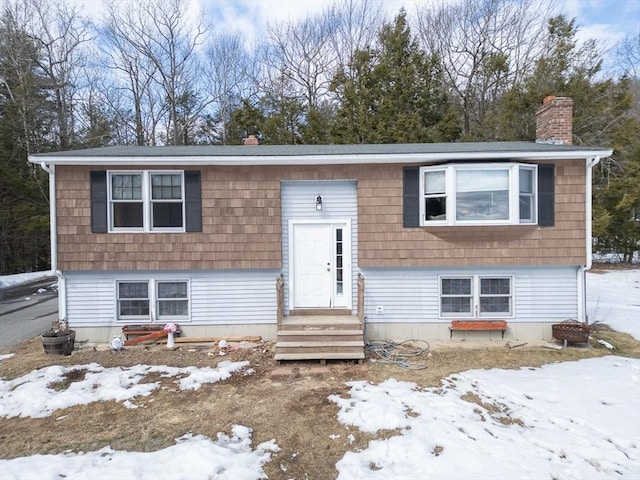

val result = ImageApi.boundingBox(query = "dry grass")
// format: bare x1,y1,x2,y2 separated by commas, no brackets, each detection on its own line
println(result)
1,328,638,479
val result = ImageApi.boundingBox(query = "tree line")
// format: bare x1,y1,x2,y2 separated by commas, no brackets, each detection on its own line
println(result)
0,0,638,273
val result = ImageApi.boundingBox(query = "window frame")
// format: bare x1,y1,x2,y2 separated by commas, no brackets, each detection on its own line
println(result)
156,280,190,320
420,163,538,226
439,275,514,318
115,279,191,322
116,280,150,320
107,170,186,233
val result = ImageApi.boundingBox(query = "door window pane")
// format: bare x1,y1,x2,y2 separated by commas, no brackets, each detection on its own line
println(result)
335,229,343,295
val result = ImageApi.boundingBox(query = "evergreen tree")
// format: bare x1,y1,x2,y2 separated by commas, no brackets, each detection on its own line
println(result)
0,16,51,272
330,10,460,144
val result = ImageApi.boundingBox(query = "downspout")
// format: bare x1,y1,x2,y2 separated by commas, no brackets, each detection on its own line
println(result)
39,161,66,321
39,162,56,271
578,156,601,323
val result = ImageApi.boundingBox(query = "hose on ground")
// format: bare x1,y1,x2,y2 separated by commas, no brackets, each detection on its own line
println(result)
365,339,430,370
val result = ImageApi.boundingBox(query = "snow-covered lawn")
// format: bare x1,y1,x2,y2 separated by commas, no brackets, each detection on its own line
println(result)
0,268,638,479
587,268,640,340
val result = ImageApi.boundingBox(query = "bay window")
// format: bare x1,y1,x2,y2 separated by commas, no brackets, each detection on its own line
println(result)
420,164,538,225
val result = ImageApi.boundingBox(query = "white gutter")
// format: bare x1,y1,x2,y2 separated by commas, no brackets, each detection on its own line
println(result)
579,155,603,323
38,161,66,321
39,161,56,272
585,156,602,271
29,149,614,166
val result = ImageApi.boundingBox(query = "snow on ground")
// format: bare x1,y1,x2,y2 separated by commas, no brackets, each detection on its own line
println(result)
0,270,54,289
331,356,640,479
587,268,640,340
0,361,251,419
0,268,638,479
0,355,638,479
1,427,279,480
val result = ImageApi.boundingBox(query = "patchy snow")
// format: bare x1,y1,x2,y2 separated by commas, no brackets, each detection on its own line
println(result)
0,268,637,479
0,361,250,418
331,356,640,479
0,428,278,480
0,270,54,289
587,268,640,340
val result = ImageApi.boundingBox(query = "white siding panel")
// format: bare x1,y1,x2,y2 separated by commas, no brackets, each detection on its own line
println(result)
64,270,279,327
66,276,116,326
281,181,358,312
361,266,578,324
190,270,277,324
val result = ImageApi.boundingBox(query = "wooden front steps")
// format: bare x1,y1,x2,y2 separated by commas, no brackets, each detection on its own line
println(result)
274,315,365,363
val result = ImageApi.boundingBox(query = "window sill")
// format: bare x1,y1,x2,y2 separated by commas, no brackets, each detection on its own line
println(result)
421,224,540,241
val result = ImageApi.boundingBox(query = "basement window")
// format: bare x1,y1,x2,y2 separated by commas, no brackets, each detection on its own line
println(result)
116,280,190,321
440,276,513,318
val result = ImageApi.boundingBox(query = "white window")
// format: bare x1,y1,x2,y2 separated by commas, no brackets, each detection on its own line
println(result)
117,281,150,319
156,281,189,318
421,164,537,225
116,280,190,321
108,171,185,232
440,276,513,318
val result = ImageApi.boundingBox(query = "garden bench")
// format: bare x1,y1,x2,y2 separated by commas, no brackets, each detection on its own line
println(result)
449,320,508,339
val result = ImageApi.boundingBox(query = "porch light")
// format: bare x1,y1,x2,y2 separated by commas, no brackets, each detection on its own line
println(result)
315,194,323,211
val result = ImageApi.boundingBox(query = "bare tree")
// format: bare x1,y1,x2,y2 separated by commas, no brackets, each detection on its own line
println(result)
29,0,91,149
264,13,338,112
326,0,384,75
99,0,209,145
416,0,554,137
616,33,640,115
204,30,253,144
100,1,165,145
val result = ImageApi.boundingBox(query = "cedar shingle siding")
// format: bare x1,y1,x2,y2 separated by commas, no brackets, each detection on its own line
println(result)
55,160,586,271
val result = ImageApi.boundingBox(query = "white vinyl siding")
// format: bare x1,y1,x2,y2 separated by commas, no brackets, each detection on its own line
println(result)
281,181,358,313
361,266,578,323
64,270,278,327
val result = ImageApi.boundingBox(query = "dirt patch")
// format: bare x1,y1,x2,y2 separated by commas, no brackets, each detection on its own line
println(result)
1,331,639,479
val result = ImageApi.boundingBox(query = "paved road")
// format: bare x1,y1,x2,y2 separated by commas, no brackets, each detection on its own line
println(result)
0,277,59,349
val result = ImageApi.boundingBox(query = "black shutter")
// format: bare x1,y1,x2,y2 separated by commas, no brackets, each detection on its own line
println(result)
90,171,108,233
538,164,555,226
184,170,202,232
403,166,420,227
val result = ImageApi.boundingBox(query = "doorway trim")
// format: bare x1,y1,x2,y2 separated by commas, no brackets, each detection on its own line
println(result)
287,219,352,311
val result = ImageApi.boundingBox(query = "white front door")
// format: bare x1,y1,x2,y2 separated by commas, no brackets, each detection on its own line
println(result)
291,222,351,309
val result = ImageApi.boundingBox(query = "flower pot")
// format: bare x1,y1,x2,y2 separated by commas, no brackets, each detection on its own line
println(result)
41,330,76,355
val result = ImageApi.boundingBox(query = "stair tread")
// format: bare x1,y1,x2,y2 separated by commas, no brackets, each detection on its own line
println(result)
276,341,364,348
274,352,365,360
277,329,363,336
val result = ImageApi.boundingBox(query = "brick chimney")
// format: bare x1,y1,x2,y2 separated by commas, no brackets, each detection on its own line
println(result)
535,96,573,145
243,134,260,145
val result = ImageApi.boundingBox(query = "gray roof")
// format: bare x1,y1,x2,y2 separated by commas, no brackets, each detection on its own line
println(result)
29,141,613,166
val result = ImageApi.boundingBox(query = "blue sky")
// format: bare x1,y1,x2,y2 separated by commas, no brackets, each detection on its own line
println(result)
76,0,638,68
201,0,638,56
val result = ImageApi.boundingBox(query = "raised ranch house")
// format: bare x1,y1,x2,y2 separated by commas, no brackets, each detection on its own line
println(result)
30,96,612,361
